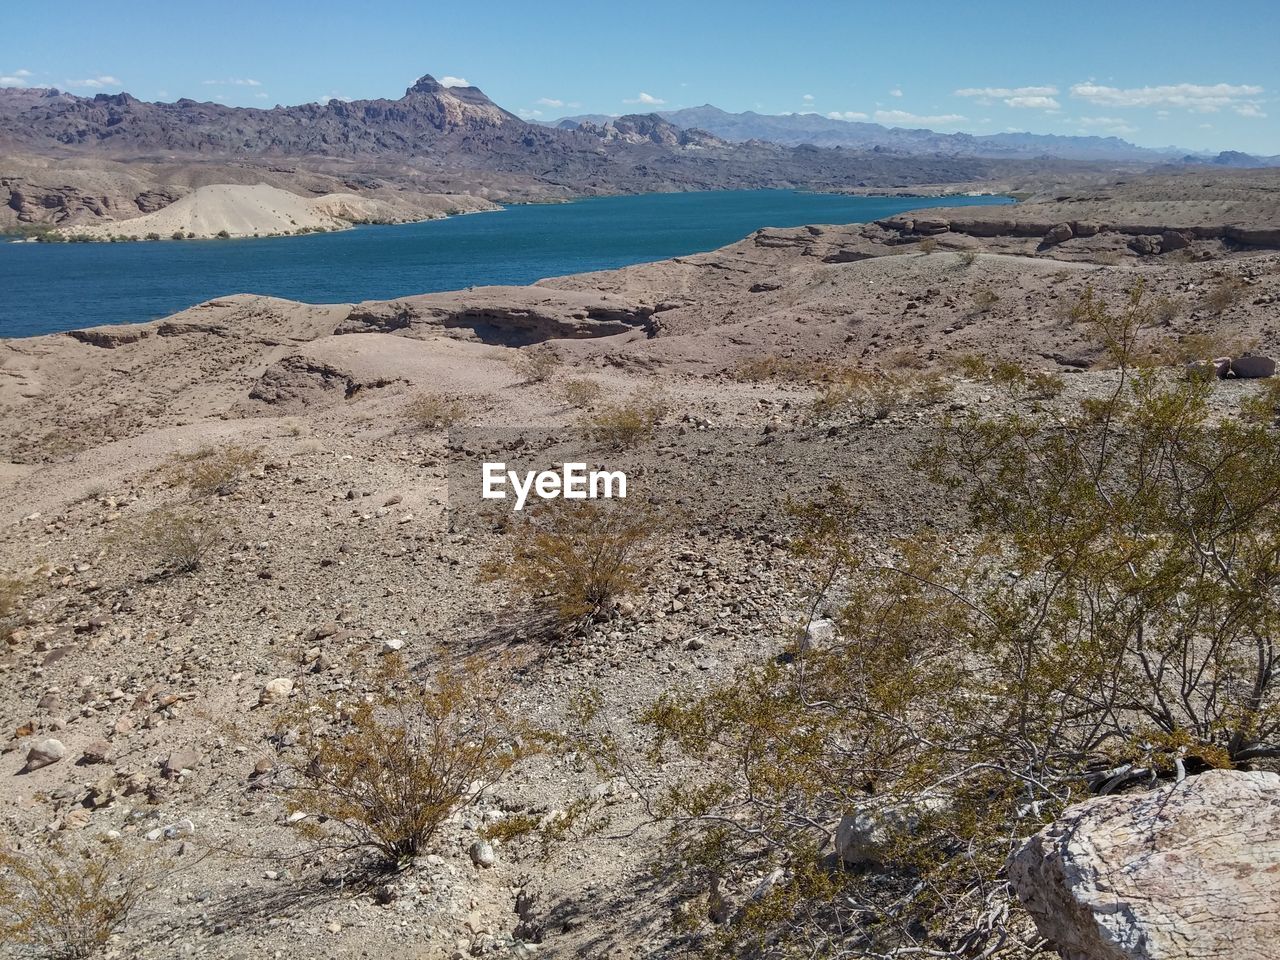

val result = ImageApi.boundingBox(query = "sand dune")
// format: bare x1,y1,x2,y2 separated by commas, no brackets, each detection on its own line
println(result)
59,183,497,240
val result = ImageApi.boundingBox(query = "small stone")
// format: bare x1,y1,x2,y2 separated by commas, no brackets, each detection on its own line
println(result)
469,840,496,868
382,638,405,654
24,738,66,771
258,678,294,705
81,740,112,764
163,818,195,840
163,745,201,778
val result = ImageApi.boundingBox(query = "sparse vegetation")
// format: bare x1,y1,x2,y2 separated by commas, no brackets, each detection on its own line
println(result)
1201,275,1246,316
0,841,154,960
120,506,225,576
586,394,669,449
404,392,467,431
484,499,656,639
616,285,1280,957
277,654,528,868
560,376,604,408
164,443,260,498
516,347,562,384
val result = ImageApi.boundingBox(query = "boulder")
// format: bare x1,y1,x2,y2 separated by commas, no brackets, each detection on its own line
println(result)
80,739,112,764
1008,770,1280,960
1042,222,1074,247
1231,355,1276,379
23,738,66,771
1160,230,1192,253
1128,234,1161,256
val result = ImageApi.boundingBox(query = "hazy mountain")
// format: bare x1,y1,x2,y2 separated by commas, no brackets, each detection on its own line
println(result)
553,104,1186,162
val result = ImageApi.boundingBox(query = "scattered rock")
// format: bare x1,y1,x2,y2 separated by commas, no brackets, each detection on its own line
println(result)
80,740,112,764
163,745,201,778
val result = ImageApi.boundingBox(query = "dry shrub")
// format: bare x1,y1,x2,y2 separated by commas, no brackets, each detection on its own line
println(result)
276,654,528,868
1150,329,1258,366
164,444,260,498
955,248,979,269
484,499,656,639
560,377,604,408
1201,275,1245,316
516,347,562,384
404,392,466,432
731,356,845,385
587,394,669,450
118,506,224,576
917,236,938,254
621,285,1280,957
960,356,1066,399
0,841,155,959
1152,294,1183,324
809,370,949,422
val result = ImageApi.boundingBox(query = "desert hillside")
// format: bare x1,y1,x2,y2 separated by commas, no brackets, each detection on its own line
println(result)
3,201,1280,957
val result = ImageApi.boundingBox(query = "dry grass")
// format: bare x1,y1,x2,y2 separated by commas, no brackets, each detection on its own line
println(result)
560,377,604,408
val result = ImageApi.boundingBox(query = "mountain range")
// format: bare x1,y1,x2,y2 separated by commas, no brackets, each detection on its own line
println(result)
0,76,1012,198
554,105,1280,166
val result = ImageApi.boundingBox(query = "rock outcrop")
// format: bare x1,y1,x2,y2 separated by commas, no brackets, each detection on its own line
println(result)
338,287,656,345
1008,770,1280,960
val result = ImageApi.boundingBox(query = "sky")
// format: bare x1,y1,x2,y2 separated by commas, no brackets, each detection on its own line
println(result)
2,0,1278,154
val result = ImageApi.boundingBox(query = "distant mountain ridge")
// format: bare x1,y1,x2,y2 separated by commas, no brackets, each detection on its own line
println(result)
0,75,1034,199
555,104,1261,163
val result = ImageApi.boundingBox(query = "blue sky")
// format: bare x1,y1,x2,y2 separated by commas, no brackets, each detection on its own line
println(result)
2,0,1278,154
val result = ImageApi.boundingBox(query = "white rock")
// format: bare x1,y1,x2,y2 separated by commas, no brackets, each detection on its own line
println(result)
258,677,294,705
469,840,496,868
1009,770,1280,960
163,818,195,840
24,738,66,771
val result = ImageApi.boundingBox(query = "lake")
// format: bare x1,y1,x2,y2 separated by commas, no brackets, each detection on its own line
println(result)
0,190,1013,338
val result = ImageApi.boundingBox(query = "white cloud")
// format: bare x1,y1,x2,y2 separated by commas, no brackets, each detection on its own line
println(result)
1,68,32,86
955,85,1058,98
827,110,869,121
68,75,121,89
536,97,564,107
1236,103,1267,118
875,109,966,127
518,108,544,118
624,92,665,105
439,76,470,88
1006,95,1061,110
954,86,1060,110
889,88,903,98
1076,115,1137,135
1069,81,1263,112
254,92,269,99
802,93,815,102
15,69,32,77
203,78,261,86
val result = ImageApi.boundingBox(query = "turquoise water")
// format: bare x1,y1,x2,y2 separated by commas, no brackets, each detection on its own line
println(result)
0,190,1012,338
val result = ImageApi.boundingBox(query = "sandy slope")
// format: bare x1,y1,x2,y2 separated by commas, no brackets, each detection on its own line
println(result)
56,183,499,240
